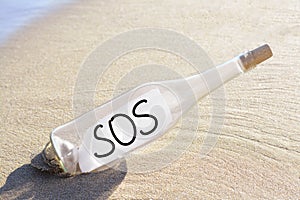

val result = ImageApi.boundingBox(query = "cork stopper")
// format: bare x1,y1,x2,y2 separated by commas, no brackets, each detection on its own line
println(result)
239,44,273,71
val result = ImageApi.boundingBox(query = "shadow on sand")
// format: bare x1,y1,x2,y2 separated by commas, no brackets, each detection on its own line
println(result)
0,155,127,200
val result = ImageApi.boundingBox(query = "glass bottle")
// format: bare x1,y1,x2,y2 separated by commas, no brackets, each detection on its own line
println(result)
41,44,272,176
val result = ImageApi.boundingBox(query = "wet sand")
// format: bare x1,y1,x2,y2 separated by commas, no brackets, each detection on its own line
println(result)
0,0,299,199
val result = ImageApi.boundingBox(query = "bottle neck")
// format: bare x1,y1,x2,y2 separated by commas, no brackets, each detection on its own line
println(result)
186,56,244,100
185,43,273,100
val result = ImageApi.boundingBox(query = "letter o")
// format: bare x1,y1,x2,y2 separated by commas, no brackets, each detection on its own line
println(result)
109,113,137,146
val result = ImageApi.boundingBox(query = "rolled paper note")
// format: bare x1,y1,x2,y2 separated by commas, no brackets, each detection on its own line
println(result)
32,44,273,176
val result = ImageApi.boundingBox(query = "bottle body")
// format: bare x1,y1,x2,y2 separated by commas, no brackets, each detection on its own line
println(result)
50,56,245,175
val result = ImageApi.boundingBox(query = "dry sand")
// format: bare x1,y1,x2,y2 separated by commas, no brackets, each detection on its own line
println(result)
0,0,299,199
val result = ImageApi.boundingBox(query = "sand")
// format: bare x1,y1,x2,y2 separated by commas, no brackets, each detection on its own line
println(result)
0,0,299,199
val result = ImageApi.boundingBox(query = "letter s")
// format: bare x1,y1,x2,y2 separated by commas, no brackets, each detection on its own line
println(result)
93,124,115,158
132,99,158,135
